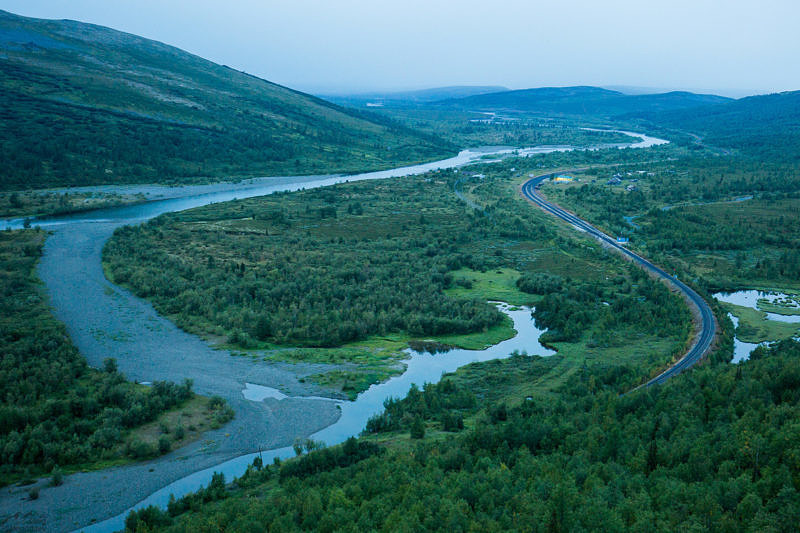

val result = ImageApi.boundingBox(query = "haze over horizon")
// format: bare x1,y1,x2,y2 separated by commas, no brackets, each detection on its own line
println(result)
1,1,798,99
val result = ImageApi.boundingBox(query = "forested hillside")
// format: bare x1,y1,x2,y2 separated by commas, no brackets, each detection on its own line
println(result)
637,91,800,159
435,86,731,118
0,10,453,190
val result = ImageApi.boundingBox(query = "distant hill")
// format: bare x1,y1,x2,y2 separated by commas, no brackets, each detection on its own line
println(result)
636,90,800,159
323,86,510,108
0,10,453,190
436,85,732,117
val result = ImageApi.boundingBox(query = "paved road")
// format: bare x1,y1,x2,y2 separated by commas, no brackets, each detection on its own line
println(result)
520,171,716,386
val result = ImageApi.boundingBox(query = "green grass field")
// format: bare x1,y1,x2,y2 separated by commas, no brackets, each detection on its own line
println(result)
445,268,535,306
721,302,800,343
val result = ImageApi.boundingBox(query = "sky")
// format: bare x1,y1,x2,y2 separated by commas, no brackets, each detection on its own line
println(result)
1,0,799,97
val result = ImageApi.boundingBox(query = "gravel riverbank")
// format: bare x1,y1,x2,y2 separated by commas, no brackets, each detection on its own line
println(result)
0,220,342,532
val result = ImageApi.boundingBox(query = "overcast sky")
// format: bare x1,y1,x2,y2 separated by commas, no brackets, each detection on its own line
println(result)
2,0,798,97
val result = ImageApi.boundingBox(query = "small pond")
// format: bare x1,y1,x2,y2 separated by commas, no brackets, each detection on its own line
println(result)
714,290,800,363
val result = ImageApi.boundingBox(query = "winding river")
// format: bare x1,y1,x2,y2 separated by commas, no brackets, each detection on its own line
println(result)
0,131,668,532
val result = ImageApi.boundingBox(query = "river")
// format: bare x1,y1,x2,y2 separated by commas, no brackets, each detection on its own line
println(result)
0,131,668,532
82,304,554,533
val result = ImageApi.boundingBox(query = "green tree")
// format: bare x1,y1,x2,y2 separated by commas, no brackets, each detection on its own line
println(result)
410,416,425,439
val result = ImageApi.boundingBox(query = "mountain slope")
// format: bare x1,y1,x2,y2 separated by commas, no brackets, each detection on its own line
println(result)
0,10,453,190
638,90,800,159
437,85,732,117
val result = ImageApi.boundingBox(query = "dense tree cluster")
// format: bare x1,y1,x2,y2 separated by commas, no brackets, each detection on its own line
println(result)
105,228,501,347
746,249,800,282
515,272,564,295
0,230,196,481
126,339,800,532
104,177,557,348
365,380,475,434
530,266,691,345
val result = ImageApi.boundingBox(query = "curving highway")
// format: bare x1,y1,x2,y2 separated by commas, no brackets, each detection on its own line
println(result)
520,171,716,387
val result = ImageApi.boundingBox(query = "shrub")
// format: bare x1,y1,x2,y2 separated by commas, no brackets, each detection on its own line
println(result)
158,436,171,454
125,505,171,531
127,439,155,459
50,466,63,487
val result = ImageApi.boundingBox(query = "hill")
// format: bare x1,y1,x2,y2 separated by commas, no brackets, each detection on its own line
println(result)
638,90,800,159
0,10,453,190
322,85,509,108
437,85,732,118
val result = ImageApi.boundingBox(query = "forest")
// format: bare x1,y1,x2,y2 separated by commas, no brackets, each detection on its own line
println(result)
529,266,689,346
637,90,800,161
103,180,507,348
123,334,800,532
0,230,232,486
